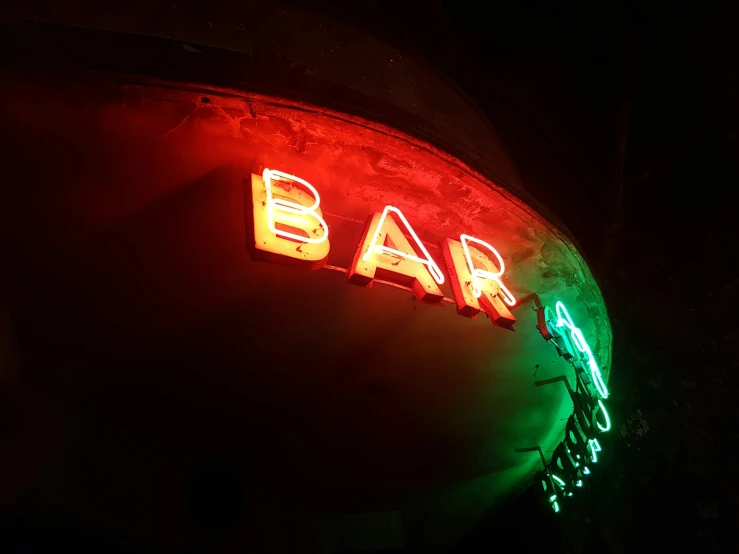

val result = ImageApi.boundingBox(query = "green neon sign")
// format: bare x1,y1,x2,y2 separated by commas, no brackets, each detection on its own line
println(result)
537,299,613,514
588,438,602,463
546,301,609,399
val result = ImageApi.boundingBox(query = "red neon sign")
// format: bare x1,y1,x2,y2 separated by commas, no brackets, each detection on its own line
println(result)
442,236,517,328
250,169,330,267
250,169,517,328
348,206,446,303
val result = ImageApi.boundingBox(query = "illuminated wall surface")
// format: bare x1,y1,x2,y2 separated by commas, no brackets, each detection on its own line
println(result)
0,7,612,554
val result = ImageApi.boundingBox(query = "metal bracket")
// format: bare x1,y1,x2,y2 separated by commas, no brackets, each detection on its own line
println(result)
535,374,573,394
512,292,542,311
514,445,548,468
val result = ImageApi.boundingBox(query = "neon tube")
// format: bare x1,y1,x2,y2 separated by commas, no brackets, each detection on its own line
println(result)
362,206,445,284
263,168,329,244
460,234,516,306
553,301,609,399
596,399,611,432
588,439,602,463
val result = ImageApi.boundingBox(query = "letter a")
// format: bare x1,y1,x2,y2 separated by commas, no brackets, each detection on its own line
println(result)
250,169,329,268
348,206,445,303
441,234,517,329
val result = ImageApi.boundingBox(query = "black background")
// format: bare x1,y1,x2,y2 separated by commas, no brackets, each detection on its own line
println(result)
2,1,738,552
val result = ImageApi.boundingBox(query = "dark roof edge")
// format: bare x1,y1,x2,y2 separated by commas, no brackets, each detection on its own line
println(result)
0,20,590,261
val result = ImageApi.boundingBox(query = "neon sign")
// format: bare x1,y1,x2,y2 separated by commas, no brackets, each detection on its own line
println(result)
348,205,446,303
588,438,602,463
250,169,517,327
249,169,612,514
441,236,516,329
264,169,329,246
251,169,330,267
546,301,609,399
535,300,612,513
361,206,445,284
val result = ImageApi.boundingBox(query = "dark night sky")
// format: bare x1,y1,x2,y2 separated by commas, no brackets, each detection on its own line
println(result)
2,1,738,552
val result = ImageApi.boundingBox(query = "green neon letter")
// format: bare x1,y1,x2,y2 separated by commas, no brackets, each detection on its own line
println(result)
553,301,609,399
